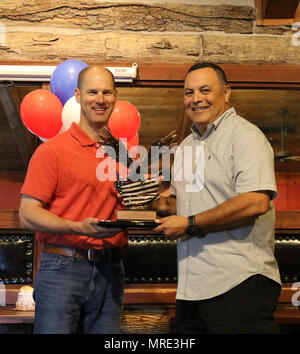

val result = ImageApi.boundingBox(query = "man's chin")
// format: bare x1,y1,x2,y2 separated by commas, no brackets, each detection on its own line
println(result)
190,115,210,126
91,113,110,124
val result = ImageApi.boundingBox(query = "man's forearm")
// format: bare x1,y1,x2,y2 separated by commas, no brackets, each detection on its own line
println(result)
19,201,77,234
194,191,270,233
154,191,271,238
19,195,121,238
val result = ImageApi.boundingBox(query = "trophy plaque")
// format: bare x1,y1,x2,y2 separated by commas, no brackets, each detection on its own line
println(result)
97,127,177,229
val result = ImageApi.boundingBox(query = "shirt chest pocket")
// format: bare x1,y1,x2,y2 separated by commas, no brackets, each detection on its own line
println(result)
205,150,236,199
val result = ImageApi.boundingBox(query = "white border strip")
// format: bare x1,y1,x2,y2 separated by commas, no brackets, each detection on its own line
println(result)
0,63,138,82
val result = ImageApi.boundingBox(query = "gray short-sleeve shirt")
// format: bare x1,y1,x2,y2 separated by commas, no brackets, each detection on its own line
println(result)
171,107,281,300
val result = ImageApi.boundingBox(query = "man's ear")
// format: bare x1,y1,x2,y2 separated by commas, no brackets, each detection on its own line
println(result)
224,84,231,104
74,88,80,104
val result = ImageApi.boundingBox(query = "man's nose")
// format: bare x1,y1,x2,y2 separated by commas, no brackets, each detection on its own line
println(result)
192,91,203,103
95,92,104,103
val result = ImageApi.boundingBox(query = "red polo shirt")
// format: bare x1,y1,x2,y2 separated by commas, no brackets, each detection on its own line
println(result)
21,123,128,249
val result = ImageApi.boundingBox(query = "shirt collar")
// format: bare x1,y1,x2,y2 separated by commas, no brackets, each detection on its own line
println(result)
191,107,236,139
68,122,97,146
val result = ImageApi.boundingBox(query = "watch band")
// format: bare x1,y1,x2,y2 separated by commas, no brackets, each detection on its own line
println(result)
186,215,206,239
188,215,196,227
186,215,200,236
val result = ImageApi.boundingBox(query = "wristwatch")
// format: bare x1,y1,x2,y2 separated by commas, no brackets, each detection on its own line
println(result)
186,215,201,237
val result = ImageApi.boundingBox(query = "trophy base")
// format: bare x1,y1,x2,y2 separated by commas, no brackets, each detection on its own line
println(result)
117,209,156,221
98,220,158,229
98,209,158,230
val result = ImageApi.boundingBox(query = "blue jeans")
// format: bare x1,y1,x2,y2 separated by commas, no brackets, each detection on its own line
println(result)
33,252,125,334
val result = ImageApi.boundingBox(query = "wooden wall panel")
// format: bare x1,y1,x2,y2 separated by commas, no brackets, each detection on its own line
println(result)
117,87,184,147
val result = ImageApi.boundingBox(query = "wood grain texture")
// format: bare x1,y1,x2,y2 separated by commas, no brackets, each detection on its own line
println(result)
0,1,298,64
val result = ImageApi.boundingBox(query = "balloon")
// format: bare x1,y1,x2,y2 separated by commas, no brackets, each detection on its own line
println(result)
126,133,139,158
121,133,139,147
61,96,80,133
50,59,88,105
121,133,139,156
108,101,140,140
20,89,63,139
128,133,139,147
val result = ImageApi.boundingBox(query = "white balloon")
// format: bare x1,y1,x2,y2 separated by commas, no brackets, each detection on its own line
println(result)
61,96,80,133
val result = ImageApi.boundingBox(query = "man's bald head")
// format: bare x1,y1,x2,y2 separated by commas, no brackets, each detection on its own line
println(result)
77,65,115,91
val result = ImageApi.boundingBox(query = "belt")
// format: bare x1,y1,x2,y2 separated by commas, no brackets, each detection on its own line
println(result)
43,243,123,262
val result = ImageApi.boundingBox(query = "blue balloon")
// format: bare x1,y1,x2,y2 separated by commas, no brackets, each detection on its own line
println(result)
50,59,88,105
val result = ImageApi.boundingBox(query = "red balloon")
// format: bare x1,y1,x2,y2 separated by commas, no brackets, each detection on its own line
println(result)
122,133,139,148
127,133,139,159
121,133,139,157
20,89,63,139
108,101,140,140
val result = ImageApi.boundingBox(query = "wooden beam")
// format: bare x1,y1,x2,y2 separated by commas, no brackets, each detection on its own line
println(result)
279,283,300,303
0,209,21,229
1,284,299,326
1,63,300,86
275,211,300,229
255,0,300,25
1,209,300,230
295,0,300,21
221,64,300,85
0,171,26,183
124,284,176,304
264,0,299,20
261,18,295,25
254,0,267,25
134,64,300,86
0,83,35,168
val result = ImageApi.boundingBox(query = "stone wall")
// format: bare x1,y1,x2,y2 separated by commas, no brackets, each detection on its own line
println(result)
0,0,299,64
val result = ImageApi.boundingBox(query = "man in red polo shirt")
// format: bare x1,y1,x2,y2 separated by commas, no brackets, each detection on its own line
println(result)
19,65,127,334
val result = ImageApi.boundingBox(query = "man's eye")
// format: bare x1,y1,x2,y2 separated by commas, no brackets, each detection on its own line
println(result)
202,89,210,94
185,91,193,96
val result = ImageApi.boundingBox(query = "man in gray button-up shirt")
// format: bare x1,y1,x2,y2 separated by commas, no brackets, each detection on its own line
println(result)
153,62,281,334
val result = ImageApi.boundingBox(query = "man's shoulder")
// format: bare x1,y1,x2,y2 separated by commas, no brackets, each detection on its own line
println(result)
31,131,72,161
225,108,264,136
44,130,72,149
222,109,272,154
226,109,254,128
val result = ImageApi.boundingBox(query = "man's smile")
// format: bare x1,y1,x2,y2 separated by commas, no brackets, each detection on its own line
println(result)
191,105,210,112
91,105,108,113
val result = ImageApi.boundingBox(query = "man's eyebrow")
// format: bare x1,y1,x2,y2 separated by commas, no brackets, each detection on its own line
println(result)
184,85,210,90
